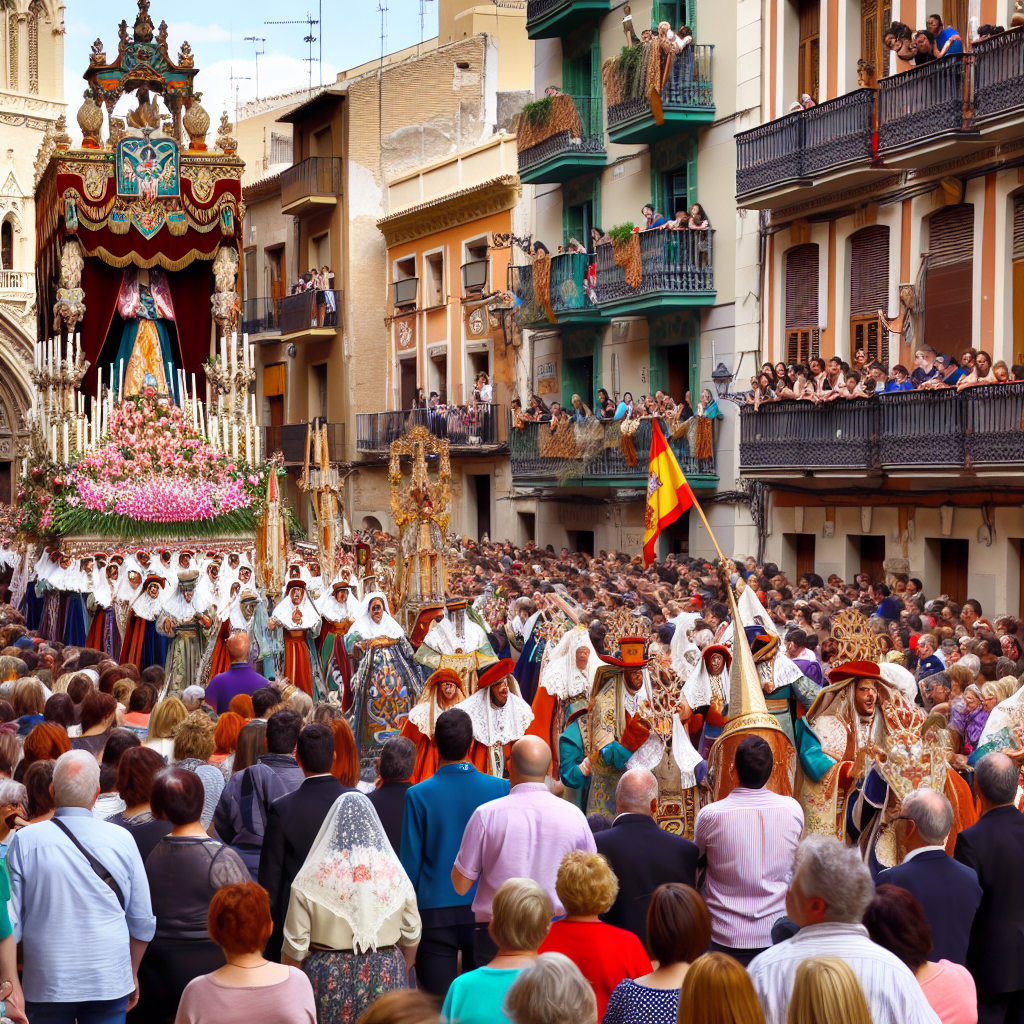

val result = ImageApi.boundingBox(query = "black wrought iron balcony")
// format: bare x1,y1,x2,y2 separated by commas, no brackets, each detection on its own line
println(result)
510,416,717,486
594,228,714,315
281,156,343,215
606,45,715,144
972,26,1024,125
356,405,506,455
525,0,608,39
277,288,342,338
516,94,606,185
735,89,876,204
241,297,281,337
510,252,603,324
739,385,1024,474
263,422,346,465
877,54,971,156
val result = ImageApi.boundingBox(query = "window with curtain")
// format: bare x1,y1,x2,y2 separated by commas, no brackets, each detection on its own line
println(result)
786,243,820,364
850,226,890,363
798,0,820,102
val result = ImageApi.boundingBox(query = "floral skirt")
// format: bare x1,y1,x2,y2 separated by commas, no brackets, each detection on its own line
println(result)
303,946,406,1024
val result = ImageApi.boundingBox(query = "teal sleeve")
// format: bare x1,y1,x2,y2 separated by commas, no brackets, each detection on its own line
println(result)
599,741,633,770
0,861,12,941
559,722,588,789
795,717,836,783
399,795,423,892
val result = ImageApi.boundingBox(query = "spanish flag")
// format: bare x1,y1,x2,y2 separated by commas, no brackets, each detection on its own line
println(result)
643,421,695,566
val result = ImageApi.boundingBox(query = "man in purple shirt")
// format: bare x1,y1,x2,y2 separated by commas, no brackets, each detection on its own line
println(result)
452,735,596,964
205,632,267,714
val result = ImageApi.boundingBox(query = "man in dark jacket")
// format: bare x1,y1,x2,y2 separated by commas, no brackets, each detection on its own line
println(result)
878,787,981,965
214,708,304,879
954,752,1024,1024
595,766,698,946
259,722,353,961
367,735,416,856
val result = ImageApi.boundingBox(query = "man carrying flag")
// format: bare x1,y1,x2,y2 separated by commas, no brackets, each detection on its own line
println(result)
643,421,696,566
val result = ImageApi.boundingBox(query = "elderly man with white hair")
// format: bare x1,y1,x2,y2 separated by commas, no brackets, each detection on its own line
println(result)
748,834,941,1024
6,749,155,1024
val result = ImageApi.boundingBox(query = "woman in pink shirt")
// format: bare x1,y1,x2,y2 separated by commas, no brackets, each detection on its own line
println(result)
539,851,651,1019
864,884,977,1024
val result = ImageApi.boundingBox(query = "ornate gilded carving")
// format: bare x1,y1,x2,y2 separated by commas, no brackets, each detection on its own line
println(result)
77,89,104,149
182,91,209,151
215,112,236,154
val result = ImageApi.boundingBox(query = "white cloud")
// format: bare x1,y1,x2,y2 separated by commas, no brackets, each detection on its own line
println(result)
164,21,237,46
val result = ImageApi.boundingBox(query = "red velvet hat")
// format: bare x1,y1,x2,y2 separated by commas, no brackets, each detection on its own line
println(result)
477,658,516,688
827,660,882,685
599,637,648,668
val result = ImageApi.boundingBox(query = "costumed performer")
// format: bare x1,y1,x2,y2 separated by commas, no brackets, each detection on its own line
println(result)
414,597,497,694
159,569,216,696
457,658,534,778
345,593,422,781
85,554,122,658
316,577,365,711
400,667,471,783
267,579,324,700
120,572,169,671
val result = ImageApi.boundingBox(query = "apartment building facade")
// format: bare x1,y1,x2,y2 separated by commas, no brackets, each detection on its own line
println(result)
735,0,1024,612
509,0,755,559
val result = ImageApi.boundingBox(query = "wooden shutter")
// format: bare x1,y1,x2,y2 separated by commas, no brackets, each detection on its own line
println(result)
862,0,892,79
263,363,286,397
850,226,890,362
1013,194,1024,262
943,0,969,40
928,204,974,268
799,0,820,101
786,328,820,364
786,244,819,329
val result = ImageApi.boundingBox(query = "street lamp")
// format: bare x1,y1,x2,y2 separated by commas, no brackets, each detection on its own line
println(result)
711,361,734,398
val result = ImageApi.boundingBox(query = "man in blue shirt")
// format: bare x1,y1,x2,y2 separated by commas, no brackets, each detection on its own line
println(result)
400,707,508,999
927,13,964,55
911,347,941,387
7,749,155,1023
884,364,915,392
205,631,267,714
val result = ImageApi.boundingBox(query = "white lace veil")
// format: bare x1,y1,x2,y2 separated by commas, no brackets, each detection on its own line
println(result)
538,625,598,700
669,611,701,681
291,792,415,954
346,591,405,641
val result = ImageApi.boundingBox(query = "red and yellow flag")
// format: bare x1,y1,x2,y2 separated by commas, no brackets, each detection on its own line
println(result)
643,421,695,566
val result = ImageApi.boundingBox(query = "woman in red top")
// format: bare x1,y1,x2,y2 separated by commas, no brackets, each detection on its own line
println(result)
539,850,651,1019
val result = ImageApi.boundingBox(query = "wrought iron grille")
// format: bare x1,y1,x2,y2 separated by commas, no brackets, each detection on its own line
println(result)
607,45,714,129
357,406,504,453
877,54,969,151
972,27,1024,122
594,228,713,304
517,95,605,175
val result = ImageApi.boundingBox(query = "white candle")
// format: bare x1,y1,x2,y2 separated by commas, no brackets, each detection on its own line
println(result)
51,424,56,460
118,359,124,397
220,335,227,369
244,422,251,463
62,422,69,462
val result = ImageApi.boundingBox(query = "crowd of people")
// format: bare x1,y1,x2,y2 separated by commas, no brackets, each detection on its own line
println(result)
0,532,1022,1024
746,346,1024,408
287,267,338,328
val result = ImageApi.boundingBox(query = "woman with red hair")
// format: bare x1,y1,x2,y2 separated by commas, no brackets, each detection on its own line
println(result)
329,718,360,788
211,712,245,778
227,693,254,720
21,722,71,769
175,881,316,1023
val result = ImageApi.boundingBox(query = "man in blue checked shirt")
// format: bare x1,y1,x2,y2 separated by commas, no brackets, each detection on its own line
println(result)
7,749,155,1024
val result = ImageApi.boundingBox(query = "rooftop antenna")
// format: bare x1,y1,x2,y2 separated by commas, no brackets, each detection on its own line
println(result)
228,68,251,124
244,36,266,101
265,13,320,98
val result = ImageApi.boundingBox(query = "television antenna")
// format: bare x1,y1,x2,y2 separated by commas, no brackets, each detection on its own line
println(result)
228,68,251,124
244,36,266,101
265,11,321,96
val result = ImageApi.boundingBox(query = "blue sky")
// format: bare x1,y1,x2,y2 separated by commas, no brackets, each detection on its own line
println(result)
65,0,441,121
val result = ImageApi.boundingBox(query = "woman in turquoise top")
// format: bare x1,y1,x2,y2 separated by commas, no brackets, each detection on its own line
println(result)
441,878,552,1024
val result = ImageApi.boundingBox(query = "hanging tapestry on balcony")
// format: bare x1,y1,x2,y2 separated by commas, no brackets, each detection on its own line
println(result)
601,37,675,120
532,253,556,323
612,232,643,289
516,93,583,153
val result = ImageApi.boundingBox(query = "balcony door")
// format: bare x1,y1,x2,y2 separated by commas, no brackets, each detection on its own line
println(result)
859,535,886,586
565,200,593,252
1,220,12,269
924,204,974,359
940,538,969,604
785,243,820,365
798,0,820,103
942,0,969,41
850,226,890,363
861,0,892,80
399,357,416,409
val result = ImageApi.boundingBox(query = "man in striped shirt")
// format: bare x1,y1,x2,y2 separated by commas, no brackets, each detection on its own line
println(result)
748,835,941,1024
693,735,803,965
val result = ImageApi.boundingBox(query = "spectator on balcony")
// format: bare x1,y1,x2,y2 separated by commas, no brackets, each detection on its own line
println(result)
927,14,964,55
824,356,846,391
687,204,709,231
412,387,427,410
596,389,616,418
1012,364,1024,381
884,21,917,73
808,356,829,396
473,373,493,404
883,364,914,392
913,30,938,64
911,347,941,386
993,360,1010,384
957,350,996,390
612,393,633,421
800,93,816,108
866,362,889,391
522,395,549,423
851,348,868,375
590,227,610,247
642,205,667,229
777,365,815,401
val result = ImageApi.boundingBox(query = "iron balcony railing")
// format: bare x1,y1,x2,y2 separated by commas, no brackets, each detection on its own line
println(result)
594,228,714,304
739,384,1024,472
877,53,970,152
263,422,346,465
280,156,343,209
526,0,569,22
510,416,716,482
607,45,714,129
510,251,598,322
277,288,342,335
517,95,605,175
972,26,1024,123
241,297,281,336
356,405,505,454
735,89,875,196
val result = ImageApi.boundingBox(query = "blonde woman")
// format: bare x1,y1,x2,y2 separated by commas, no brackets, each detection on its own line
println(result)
676,952,764,1024
145,695,188,760
787,957,871,1024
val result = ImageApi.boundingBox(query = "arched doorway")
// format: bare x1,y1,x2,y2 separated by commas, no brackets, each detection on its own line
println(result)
0,317,34,504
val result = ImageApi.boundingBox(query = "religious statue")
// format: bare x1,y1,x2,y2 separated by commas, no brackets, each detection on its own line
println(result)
114,266,177,396
53,240,86,335
90,39,107,66
211,246,240,330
